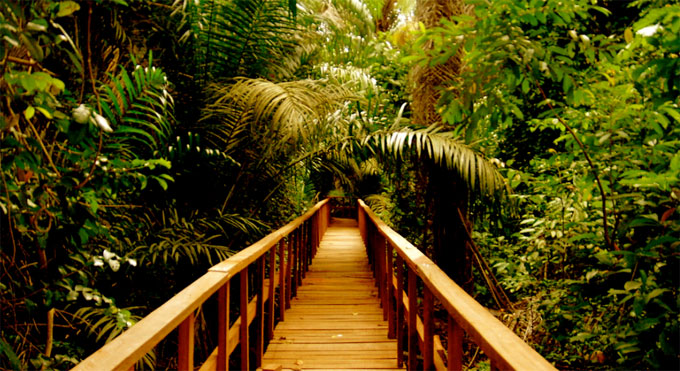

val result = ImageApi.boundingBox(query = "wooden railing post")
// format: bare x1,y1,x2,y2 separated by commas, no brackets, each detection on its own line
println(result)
407,268,418,370
308,220,313,265
217,283,230,370
239,268,249,370
312,213,318,257
396,255,405,368
177,312,195,371
423,286,434,370
300,223,307,279
255,257,265,367
285,236,293,309
448,315,463,371
267,249,276,340
379,236,387,320
279,240,287,318
295,228,302,289
306,220,311,270
386,242,395,339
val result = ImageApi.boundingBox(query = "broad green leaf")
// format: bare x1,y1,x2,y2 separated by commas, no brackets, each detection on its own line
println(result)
624,281,642,291
56,1,80,17
24,106,35,120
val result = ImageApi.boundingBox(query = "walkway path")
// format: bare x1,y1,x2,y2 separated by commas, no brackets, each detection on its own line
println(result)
260,218,401,370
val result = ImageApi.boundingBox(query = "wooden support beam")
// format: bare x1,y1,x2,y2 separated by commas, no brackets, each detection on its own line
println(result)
396,255,404,368
408,268,418,370
448,315,463,371
217,283,230,370
256,257,265,367
240,268,249,370
177,312,194,371
285,235,293,309
423,286,434,370
386,241,395,338
268,249,276,340
279,240,287,319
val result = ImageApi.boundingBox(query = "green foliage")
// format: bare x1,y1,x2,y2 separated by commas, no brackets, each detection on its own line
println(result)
5,0,678,369
191,0,302,81
405,0,679,368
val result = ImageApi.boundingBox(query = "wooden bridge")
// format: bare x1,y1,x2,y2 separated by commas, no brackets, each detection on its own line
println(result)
73,199,556,371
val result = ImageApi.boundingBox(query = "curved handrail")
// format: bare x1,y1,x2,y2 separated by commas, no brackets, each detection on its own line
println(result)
73,199,330,371
357,199,555,370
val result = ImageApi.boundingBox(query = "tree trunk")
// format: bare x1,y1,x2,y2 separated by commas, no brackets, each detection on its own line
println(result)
413,0,473,292
427,164,473,292
412,0,465,127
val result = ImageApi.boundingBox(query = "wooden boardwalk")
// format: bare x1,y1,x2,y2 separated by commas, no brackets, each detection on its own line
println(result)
261,218,401,370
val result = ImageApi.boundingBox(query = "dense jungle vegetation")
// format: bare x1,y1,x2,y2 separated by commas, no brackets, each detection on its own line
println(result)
1,0,678,369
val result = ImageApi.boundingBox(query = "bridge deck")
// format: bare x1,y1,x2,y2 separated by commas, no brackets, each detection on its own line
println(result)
261,218,402,370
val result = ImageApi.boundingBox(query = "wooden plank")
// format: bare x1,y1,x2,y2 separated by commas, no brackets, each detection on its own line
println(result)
269,337,394,343
257,359,400,368
261,220,401,370
274,322,389,330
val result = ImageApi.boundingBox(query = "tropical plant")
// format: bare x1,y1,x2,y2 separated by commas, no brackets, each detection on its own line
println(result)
404,0,679,368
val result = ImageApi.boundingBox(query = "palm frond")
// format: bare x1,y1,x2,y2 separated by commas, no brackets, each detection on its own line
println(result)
316,63,380,97
362,125,506,198
206,77,357,144
332,0,375,36
167,131,240,166
100,56,174,158
364,193,394,220
194,0,300,80
73,305,155,369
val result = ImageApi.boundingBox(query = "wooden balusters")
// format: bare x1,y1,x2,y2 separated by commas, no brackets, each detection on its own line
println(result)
294,229,301,290
217,283,230,369
267,249,276,339
255,257,265,367
423,286,434,370
285,235,293,309
407,268,418,370
73,199,332,371
396,255,405,368
448,316,463,371
177,312,195,371
279,240,286,320
300,224,307,280
358,199,556,371
386,242,395,339
239,268,249,370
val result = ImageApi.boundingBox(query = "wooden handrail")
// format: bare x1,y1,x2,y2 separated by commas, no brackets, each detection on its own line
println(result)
357,199,556,371
73,199,331,371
